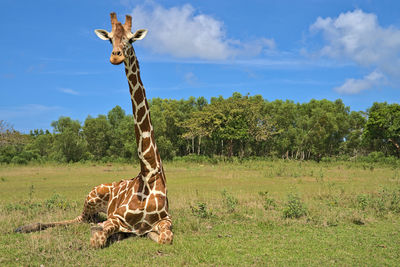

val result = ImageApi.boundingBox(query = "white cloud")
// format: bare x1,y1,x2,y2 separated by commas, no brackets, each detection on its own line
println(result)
310,9,400,93
334,70,384,94
184,72,198,85
59,88,79,95
131,3,274,60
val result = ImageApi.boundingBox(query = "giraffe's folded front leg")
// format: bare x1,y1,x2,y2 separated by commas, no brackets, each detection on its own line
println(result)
148,219,173,244
90,217,120,248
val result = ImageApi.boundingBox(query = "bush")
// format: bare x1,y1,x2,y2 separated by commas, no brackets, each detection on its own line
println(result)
156,136,176,160
366,151,386,163
258,191,277,210
221,189,238,212
11,156,28,165
356,194,370,210
283,192,308,219
190,202,213,218
45,193,75,210
355,187,400,215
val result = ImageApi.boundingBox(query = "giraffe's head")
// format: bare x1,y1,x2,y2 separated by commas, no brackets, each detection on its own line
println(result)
95,12,148,65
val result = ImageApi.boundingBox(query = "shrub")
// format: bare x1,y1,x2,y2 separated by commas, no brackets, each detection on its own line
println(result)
389,188,400,213
44,193,74,210
283,192,308,219
258,191,277,210
190,202,213,218
11,156,28,165
356,194,370,210
367,151,386,163
221,189,238,212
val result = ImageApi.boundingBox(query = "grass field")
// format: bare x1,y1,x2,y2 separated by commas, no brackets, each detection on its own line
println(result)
0,160,399,266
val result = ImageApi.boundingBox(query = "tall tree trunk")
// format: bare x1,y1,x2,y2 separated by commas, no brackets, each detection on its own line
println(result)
192,137,195,154
228,139,233,157
239,141,244,158
197,136,201,155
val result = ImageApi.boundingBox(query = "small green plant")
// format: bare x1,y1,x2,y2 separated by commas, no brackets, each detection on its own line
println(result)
28,184,35,200
326,196,339,207
316,168,324,182
4,201,42,212
221,189,238,212
191,202,213,218
275,165,285,177
258,191,277,210
392,171,400,181
389,188,400,213
370,165,375,171
356,194,370,210
45,193,73,210
368,187,400,214
283,192,308,219
373,190,387,214
292,171,300,178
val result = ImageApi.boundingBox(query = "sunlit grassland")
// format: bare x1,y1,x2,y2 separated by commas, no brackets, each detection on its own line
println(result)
0,160,399,266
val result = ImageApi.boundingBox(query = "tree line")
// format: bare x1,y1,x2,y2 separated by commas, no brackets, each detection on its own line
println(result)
1,93,399,164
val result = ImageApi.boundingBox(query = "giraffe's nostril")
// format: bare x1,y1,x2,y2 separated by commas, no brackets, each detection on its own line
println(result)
112,51,123,57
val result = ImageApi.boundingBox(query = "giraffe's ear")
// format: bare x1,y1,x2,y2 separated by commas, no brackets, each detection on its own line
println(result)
130,29,148,42
94,29,110,40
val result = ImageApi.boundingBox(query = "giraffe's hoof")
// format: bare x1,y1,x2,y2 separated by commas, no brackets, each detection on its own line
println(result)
90,230,107,249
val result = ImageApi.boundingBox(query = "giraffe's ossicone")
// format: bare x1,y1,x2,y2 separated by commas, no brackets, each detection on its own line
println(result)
15,13,173,248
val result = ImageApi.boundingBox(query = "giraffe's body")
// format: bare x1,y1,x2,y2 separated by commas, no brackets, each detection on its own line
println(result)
15,13,173,247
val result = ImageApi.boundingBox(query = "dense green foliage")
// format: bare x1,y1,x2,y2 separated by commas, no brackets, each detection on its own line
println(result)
1,94,399,163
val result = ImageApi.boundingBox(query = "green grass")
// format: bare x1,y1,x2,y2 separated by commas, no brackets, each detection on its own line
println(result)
0,160,400,266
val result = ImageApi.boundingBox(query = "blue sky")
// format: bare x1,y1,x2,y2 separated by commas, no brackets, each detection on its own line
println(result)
1,0,400,132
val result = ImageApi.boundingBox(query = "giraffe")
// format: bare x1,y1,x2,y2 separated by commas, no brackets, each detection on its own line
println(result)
15,13,173,248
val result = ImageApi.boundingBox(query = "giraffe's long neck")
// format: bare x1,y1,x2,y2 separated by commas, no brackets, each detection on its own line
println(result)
124,46,162,181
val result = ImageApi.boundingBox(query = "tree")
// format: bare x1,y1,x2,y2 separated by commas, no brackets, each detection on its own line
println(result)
297,99,350,160
83,115,112,160
364,102,400,157
179,108,213,155
0,121,30,163
107,105,126,128
26,130,54,158
342,111,366,156
51,117,87,162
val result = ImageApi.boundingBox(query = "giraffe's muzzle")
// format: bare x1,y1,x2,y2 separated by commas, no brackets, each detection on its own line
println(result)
110,51,124,65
